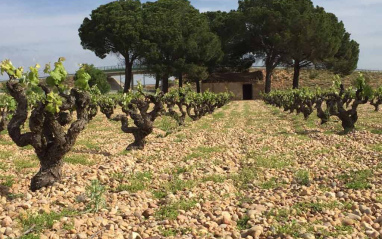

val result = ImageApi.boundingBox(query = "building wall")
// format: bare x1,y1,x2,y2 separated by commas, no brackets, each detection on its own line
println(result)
201,82,264,100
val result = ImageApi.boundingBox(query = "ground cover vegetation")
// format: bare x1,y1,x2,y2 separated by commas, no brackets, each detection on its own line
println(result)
0,100,380,238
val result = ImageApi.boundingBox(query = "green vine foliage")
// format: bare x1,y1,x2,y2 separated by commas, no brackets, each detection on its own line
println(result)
0,94,16,120
0,58,91,115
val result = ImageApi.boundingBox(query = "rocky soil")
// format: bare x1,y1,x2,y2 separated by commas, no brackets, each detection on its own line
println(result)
0,101,381,239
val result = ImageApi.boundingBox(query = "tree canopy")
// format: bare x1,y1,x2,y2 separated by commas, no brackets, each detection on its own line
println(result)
239,0,290,93
75,64,110,94
142,0,222,92
79,0,149,92
204,10,254,72
79,0,359,94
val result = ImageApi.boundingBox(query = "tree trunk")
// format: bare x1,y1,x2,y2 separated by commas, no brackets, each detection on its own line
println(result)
126,129,152,150
155,74,160,90
124,61,133,93
265,68,272,94
30,154,63,192
293,61,301,89
179,73,183,88
196,80,201,93
162,75,169,93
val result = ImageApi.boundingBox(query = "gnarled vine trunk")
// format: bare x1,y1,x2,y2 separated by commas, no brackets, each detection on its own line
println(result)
113,92,164,150
7,81,90,191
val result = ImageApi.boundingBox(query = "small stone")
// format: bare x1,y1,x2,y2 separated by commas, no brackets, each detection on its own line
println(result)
142,209,154,219
325,192,336,199
4,227,12,236
247,210,258,219
359,205,372,215
365,230,380,238
247,225,263,238
342,218,355,226
300,188,310,196
177,215,187,223
361,222,373,230
128,232,143,239
221,211,232,225
336,191,345,198
19,203,31,209
347,213,361,221
26,193,32,200
52,222,60,230
301,233,315,239
75,194,87,203
1,217,12,227
77,233,87,239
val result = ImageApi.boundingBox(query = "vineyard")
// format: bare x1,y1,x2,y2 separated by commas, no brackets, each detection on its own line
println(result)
0,59,381,239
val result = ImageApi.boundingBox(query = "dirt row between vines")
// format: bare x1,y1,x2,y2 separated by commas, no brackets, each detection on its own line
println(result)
0,101,381,239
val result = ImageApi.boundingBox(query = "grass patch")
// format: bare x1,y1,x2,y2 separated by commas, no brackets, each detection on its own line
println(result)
116,171,152,193
20,145,34,150
0,140,13,145
230,167,257,189
19,209,78,236
212,111,225,120
294,170,310,186
0,151,13,160
77,140,100,150
261,177,280,189
338,169,373,190
153,178,198,199
155,199,197,220
174,133,187,143
7,193,24,200
237,215,251,230
201,174,226,183
86,180,106,213
184,146,222,161
64,154,96,166
247,152,292,169
0,161,7,171
0,175,15,187
14,157,39,170
156,116,178,136
293,201,341,214
371,144,382,152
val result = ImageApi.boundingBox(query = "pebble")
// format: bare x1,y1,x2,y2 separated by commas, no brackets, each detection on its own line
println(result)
142,209,154,219
301,233,315,239
325,192,336,198
359,205,372,215
1,217,12,227
77,233,87,239
342,218,355,226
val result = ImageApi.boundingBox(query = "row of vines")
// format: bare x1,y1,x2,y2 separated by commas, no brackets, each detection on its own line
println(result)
262,73,382,131
0,58,232,191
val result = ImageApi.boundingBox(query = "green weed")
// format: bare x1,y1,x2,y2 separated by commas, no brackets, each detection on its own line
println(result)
86,180,106,213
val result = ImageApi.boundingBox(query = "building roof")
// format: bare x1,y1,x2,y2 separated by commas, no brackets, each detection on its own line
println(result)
203,71,264,83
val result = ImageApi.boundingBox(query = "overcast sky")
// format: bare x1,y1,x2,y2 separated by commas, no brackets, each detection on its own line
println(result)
0,0,381,79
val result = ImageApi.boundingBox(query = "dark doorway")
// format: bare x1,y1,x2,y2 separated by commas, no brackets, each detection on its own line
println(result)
242,84,253,100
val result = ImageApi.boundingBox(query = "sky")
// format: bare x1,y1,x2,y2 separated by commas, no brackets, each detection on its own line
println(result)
0,0,381,80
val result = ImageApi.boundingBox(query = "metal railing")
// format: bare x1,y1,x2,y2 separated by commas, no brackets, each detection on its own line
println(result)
95,65,148,72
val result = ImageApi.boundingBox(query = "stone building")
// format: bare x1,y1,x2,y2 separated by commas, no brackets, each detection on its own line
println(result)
201,71,264,100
